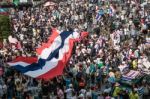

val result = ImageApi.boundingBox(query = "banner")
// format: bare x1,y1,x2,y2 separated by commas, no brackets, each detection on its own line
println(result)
7,30,80,80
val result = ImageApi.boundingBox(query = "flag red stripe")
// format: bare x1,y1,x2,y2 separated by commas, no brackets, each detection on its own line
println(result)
36,29,59,55
10,57,37,64
37,39,74,80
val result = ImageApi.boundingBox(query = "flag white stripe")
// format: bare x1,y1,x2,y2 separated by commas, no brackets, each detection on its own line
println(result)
39,35,62,59
24,33,75,77
8,62,30,67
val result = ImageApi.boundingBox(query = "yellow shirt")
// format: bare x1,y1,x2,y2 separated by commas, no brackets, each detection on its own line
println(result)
132,60,137,69
129,92,139,99
113,86,121,97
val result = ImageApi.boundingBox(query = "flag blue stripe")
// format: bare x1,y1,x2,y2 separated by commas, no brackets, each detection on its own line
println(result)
12,31,74,73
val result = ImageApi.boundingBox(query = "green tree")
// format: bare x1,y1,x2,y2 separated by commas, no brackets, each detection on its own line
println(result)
13,0,20,6
0,15,11,40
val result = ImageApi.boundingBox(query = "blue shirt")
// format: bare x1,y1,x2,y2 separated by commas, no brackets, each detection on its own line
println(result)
65,78,71,89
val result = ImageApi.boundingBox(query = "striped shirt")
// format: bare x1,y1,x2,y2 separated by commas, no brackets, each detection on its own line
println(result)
137,87,144,96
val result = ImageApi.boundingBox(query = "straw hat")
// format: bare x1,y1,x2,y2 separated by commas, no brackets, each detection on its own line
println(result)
115,82,120,86
109,72,115,77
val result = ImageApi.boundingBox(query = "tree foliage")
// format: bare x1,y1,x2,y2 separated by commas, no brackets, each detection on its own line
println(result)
0,15,11,40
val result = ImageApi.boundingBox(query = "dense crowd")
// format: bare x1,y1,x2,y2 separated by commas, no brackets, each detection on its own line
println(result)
0,0,150,99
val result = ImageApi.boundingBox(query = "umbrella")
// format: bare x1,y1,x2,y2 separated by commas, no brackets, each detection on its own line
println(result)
44,2,56,7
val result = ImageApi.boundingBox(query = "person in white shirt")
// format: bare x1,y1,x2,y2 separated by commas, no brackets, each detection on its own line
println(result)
65,84,74,99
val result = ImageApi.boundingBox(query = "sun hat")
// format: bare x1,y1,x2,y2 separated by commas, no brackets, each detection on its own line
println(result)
115,82,120,86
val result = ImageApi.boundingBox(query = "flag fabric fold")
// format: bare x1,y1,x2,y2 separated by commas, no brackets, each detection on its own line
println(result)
36,29,59,55
7,30,80,80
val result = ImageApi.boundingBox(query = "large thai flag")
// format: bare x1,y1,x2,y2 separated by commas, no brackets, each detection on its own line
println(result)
7,29,80,80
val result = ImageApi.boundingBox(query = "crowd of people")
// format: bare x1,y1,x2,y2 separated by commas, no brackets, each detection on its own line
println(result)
0,0,150,99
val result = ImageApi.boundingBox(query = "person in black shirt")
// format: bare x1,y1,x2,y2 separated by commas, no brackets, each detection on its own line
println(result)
42,81,49,99
119,90,129,99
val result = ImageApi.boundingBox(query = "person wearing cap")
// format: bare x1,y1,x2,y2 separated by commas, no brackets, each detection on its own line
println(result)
65,84,74,99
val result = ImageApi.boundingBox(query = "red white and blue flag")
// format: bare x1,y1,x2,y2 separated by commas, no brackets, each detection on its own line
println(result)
7,29,81,80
